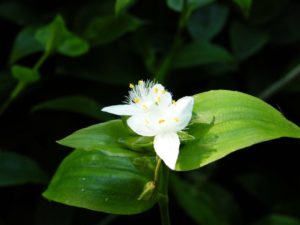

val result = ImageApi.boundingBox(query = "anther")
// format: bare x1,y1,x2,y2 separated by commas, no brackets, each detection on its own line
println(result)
158,119,165,124
133,98,140,103
129,83,134,89
138,80,144,85
173,117,179,122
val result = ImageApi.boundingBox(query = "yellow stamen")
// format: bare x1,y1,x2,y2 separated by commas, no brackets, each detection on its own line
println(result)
138,80,144,85
161,89,166,94
173,117,179,122
129,83,134,89
172,100,176,105
156,96,161,103
158,119,165,124
154,87,159,93
133,98,140,103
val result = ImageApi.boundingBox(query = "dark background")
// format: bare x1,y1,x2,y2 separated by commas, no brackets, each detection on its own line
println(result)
1,0,300,224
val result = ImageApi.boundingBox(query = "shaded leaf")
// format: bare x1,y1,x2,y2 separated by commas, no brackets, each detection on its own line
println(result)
36,15,89,57
11,65,40,84
83,14,143,46
233,0,252,17
171,175,240,225
115,0,136,15
0,151,47,187
172,41,235,69
43,149,161,214
229,21,269,61
187,3,229,41
32,95,111,121
9,26,44,64
176,90,300,170
167,0,215,12
252,214,300,225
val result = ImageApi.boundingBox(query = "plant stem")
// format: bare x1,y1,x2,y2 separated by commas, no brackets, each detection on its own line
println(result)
158,164,170,225
154,156,162,183
154,0,188,83
258,63,300,100
0,51,49,116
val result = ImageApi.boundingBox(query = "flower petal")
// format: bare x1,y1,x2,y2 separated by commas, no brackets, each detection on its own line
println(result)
127,115,157,137
173,96,194,131
102,104,139,116
154,132,180,170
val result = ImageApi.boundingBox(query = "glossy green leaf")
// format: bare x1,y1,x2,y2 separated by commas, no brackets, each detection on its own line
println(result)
31,95,111,121
167,0,215,12
0,151,47,187
171,175,240,225
172,41,235,69
230,21,269,61
115,0,136,15
176,90,300,171
187,3,229,41
233,0,252,17
252,214,300,225
9,26,44,64
83,14,143,46
43,149,161,214
35,15,89,56
57,119,154,154
11,65,40,84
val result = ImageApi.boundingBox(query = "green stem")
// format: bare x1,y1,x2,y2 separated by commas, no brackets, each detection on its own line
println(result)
154,0,188,83
0,51,49,116
258,64,300,100
0,82,25,116
158,164,170,225
154,157,162,183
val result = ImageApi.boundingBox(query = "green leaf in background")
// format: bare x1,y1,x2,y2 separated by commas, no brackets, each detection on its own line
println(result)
252,214,300,225
35,15,89,57
176,90,300,171
83,14,142,46
9,26,44,64
187,3,229,41
171,175,240,225
43,149,161,214
230,21,269,61
167,0,215,12
57,119,153,154
270,3,300,44
0,151,47,187
172,41,235,69
115,0,136,15
31,95,112,121
233,0,252,17
11,65,40,84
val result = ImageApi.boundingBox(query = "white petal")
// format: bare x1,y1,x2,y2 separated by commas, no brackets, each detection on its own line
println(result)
127,115,157,137
102,104,139,116
173,96,194,131
154,132,180,170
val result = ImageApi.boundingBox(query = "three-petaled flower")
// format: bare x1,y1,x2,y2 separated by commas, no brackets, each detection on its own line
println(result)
102,80,194,170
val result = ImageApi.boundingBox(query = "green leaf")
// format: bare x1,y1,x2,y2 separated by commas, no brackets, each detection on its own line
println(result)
115,0,136,15
187,3,229,41
176,90,300,171
171,175,240,225
83,14,143,46
252,214,300,225
43,149,162,214
233,0,252,17
57,119,154,154
11,65,40,84
35,15,89,57
9,26,44,64
167,0,215,12
172,41,235,69
230,21,269,61
0,151,48,187
31,95,111,121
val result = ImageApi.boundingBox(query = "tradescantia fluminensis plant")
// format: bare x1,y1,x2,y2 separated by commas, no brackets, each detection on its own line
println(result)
43,80,300,225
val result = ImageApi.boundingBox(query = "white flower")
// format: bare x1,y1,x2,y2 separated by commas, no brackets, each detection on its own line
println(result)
102,80,194,170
